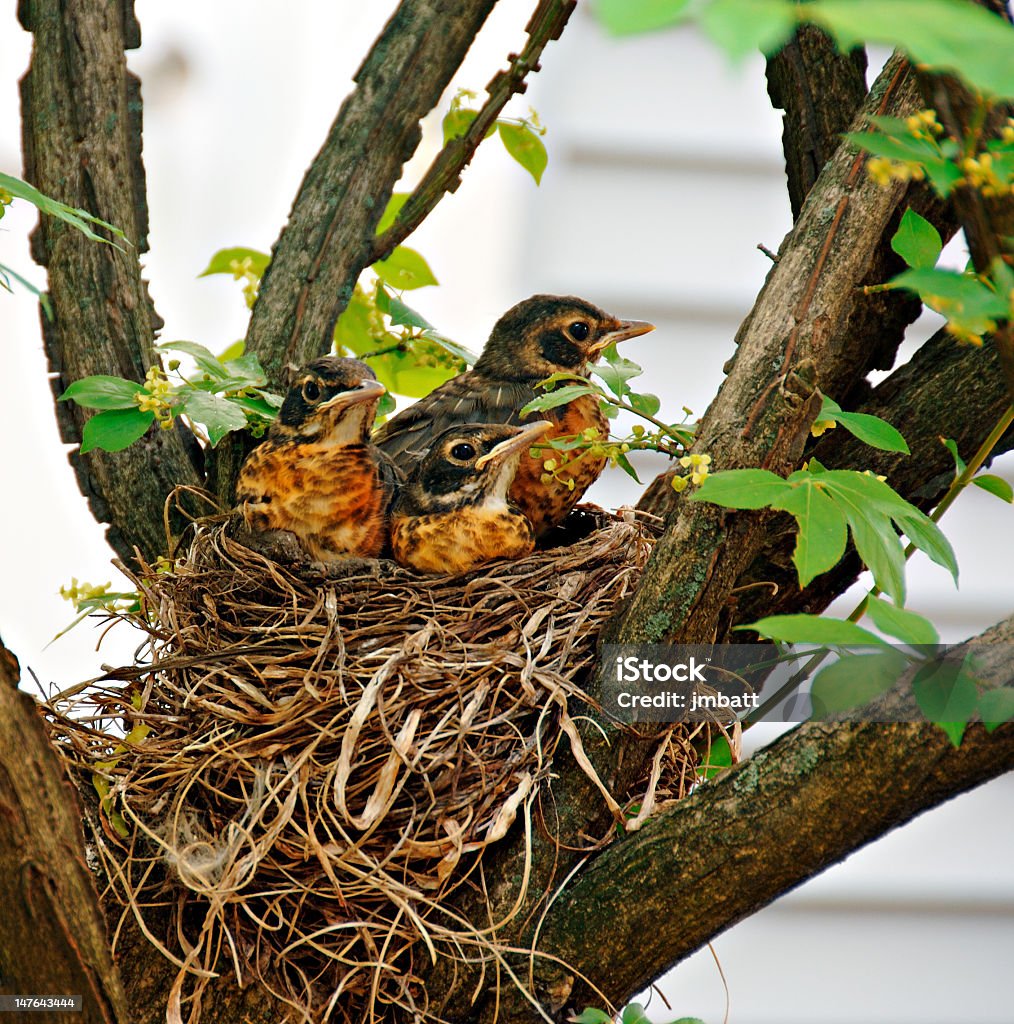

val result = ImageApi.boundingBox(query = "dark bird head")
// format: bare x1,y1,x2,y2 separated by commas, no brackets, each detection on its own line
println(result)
273,357,386,443
473,295,654,382
396,420,553,515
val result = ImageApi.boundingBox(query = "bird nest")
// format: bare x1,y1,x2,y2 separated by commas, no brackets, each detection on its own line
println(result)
43,507,707,1024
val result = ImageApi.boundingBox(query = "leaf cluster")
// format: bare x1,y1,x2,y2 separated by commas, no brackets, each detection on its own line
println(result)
59,341,280,452
521,345,694,484
595,0,1014,101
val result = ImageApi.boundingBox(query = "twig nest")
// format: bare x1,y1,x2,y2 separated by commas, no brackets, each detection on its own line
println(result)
45,509,689,1022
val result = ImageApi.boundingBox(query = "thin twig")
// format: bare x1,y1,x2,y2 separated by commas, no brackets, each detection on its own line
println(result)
370,0,577,263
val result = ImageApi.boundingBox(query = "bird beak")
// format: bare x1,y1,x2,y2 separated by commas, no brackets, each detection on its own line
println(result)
474,420,553,470
320,377,387,412
588,319,655,355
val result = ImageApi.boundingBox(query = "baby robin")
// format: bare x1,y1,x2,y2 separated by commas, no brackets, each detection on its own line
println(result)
236,357,398,561
374,295,653,537
391,420,553,575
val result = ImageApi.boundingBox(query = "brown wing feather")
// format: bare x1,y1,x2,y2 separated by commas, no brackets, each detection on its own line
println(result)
373,370,539,473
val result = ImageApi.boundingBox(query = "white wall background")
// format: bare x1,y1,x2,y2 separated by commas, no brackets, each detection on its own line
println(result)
0,3,1010,1021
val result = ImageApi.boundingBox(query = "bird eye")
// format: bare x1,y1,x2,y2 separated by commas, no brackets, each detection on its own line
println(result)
302,380,321,403
450,443,475,461
569,321,590,341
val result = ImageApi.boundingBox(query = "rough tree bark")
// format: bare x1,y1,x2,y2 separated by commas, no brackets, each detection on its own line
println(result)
6,2,1014,1023
18,0,203,564
0,636,128,1022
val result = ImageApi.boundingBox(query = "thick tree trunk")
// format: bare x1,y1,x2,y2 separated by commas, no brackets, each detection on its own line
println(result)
8,2,1014,1023
18,0,202,564
0,636,127,1023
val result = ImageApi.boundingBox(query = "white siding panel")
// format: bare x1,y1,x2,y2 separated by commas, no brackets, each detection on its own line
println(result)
522,160,789,312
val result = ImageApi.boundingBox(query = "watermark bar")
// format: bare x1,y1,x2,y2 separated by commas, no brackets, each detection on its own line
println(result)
0,996,82,1012
601,643,1008,725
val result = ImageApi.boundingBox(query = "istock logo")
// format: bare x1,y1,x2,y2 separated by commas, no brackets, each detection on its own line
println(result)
614,655,708,684
603,643,764,724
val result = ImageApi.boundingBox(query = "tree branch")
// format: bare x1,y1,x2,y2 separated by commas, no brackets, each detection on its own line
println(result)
242,0,501,386
613,54,926,647
0,635,128,1022
766,25,868,220
520,615,1014,1022
369,0,576,264
918,71,1014,403
19,0,202,563
734,324,1014,624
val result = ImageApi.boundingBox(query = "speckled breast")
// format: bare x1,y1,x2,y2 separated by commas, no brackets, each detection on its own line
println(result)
391,507,536,574
511,393,608,537
237,443,389,560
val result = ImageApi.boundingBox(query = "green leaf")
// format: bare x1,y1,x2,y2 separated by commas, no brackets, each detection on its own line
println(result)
594,349,644,399
442,107,479,144
807,0,1014,100
888,267,1010,333
593,0,692,35
0,260,54,319
700,0,796,60
217,339,246,362
621,1004,651,1024
497,122,548,185
846,130,964,196
972,474,1014,503
0,171,127,249
181,390,249,445
80,408,155,453
892,505,959,583
421,331,479,366
739,613,887,647
520,383,602,416
375,391,397,421
627,391,661,417
228,394,280,420
979,687,1014,732
614,451,642,483
844,504,907,605
691,468,792,509
864,596,939,645
158,340,229,380
222,353,268,388
891,208,943,270
912,657,979,746
701,734,733,779
811,650,910,714
335,287,381,355
823,406,909,453
60,375,144,410
198,246,270,279
388,296,433,330
846,129,943,166
942,437,967,475
769,480,848,586
820,470,959,585
570,1009,612,1024
376,192,410,235
373,246,438,290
